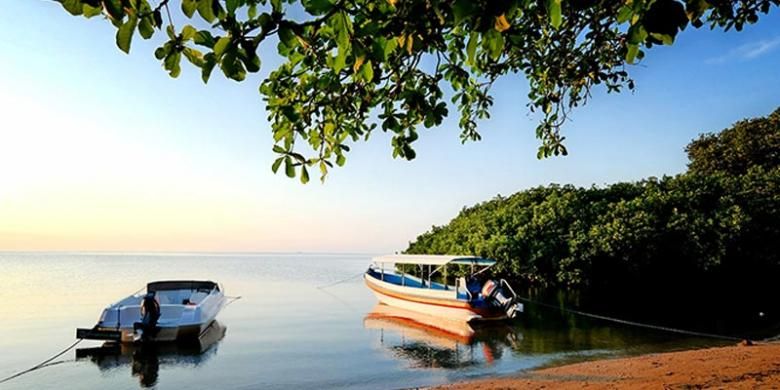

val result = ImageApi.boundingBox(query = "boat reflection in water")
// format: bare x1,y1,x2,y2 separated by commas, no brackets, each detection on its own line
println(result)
75,321,226,387
364,304,521,369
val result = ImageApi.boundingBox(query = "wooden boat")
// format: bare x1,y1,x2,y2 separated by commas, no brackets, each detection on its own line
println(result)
364,255,523,322
77,280,226,343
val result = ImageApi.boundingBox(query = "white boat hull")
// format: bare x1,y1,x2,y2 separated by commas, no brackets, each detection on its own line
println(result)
368,286,482,322
364,274,507,322
94,281,226,344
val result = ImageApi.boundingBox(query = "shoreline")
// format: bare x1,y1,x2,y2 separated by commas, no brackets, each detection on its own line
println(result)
435,341,780,389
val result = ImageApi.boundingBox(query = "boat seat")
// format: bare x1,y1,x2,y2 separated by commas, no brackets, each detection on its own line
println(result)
157,290,195,305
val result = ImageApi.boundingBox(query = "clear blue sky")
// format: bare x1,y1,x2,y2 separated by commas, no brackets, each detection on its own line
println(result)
0,2,778,253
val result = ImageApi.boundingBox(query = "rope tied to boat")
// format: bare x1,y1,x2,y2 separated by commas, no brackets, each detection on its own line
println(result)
316,271,365,289
0,339,83,385
224,295,242,308
514,295,749,342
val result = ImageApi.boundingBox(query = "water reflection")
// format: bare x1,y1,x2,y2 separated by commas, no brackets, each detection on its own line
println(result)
75,321,226,387
364,304,521,369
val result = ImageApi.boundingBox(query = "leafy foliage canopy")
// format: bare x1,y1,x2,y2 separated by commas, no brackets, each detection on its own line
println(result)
56,0,778,181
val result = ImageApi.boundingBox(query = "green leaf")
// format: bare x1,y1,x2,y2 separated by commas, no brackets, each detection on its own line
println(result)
153,10,163,27
361,60,374,81
193,30,216,47
181,25,198,40
284,157,295,178
83,3,102,17
164,52,182,78
483,29,504,60
154,45,168,59
116,15,138,54
616,5,633,24
103,0,124,20
278,26,298,48
547,0,562,29
271,0,282,13
197,0,216,23
466,32,478,66
300,165,310,184
302,0,334,15
257,13,273,32
240,51,261,73
182,0,198,18
138,16,154,39
271,156,284,173
220,50,246,81
330,13,351,72
627,25,647,45
331,51,346,73
650,32,674,45
626,43,639,64
452,0,475,25
213,36,231,57
183,47,205,67
334,12,351,51
226,0,239,14
336,154,346,166
210,0,225,19
60,0,84,16
372,37,397,62
248,4,257,18
201,53,217,83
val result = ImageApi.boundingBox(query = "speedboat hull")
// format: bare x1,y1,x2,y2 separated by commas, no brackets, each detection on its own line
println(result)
87,280,226,344
95,322,216,344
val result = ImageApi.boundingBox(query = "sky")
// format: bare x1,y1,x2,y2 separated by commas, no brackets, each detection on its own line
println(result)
0,3,778,253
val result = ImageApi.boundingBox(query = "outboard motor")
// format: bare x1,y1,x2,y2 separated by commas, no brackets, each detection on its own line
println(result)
482,280,524,319
133,292,161,342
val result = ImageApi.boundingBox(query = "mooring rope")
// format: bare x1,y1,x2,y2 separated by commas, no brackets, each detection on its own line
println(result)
0,339,84,385
316,271,365,289
223,295,242,308
515,295,747,342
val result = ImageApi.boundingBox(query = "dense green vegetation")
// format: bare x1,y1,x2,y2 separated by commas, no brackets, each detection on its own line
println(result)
54,0,778,181
407,108,780,326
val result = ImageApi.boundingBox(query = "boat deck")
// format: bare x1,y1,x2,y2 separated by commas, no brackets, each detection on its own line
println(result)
366,269,473,300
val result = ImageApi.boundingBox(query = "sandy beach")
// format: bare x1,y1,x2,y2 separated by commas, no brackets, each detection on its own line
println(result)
436,342,780,389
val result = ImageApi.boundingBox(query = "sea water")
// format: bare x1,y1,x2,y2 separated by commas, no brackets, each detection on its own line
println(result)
0,252,722,389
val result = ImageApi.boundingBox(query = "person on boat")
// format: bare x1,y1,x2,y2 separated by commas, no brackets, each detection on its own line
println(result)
134,292,161,341
467,275,485,298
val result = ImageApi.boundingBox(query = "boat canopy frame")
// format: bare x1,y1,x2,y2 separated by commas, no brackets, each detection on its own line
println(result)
369,255,496,291
371,255,495,267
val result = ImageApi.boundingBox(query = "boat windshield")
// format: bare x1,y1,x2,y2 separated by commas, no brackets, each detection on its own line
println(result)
147,281,218,293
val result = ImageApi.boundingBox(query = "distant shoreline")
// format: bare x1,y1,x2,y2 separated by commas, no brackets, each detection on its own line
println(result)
0,251,380,256
435,341,780,389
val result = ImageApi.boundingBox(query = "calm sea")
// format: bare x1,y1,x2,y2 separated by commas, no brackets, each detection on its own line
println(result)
0,252,723,389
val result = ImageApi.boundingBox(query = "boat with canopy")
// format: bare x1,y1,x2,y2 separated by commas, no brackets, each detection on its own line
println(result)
364,255,523,322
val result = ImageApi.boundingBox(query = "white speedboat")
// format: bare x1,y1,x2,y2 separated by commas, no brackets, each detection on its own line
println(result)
77,280,226,343
364,255,523,322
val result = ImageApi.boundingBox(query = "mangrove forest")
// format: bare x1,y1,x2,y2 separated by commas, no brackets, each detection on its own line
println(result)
407,108,780,331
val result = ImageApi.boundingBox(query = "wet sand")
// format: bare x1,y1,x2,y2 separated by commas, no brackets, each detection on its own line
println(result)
437,342,780,389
